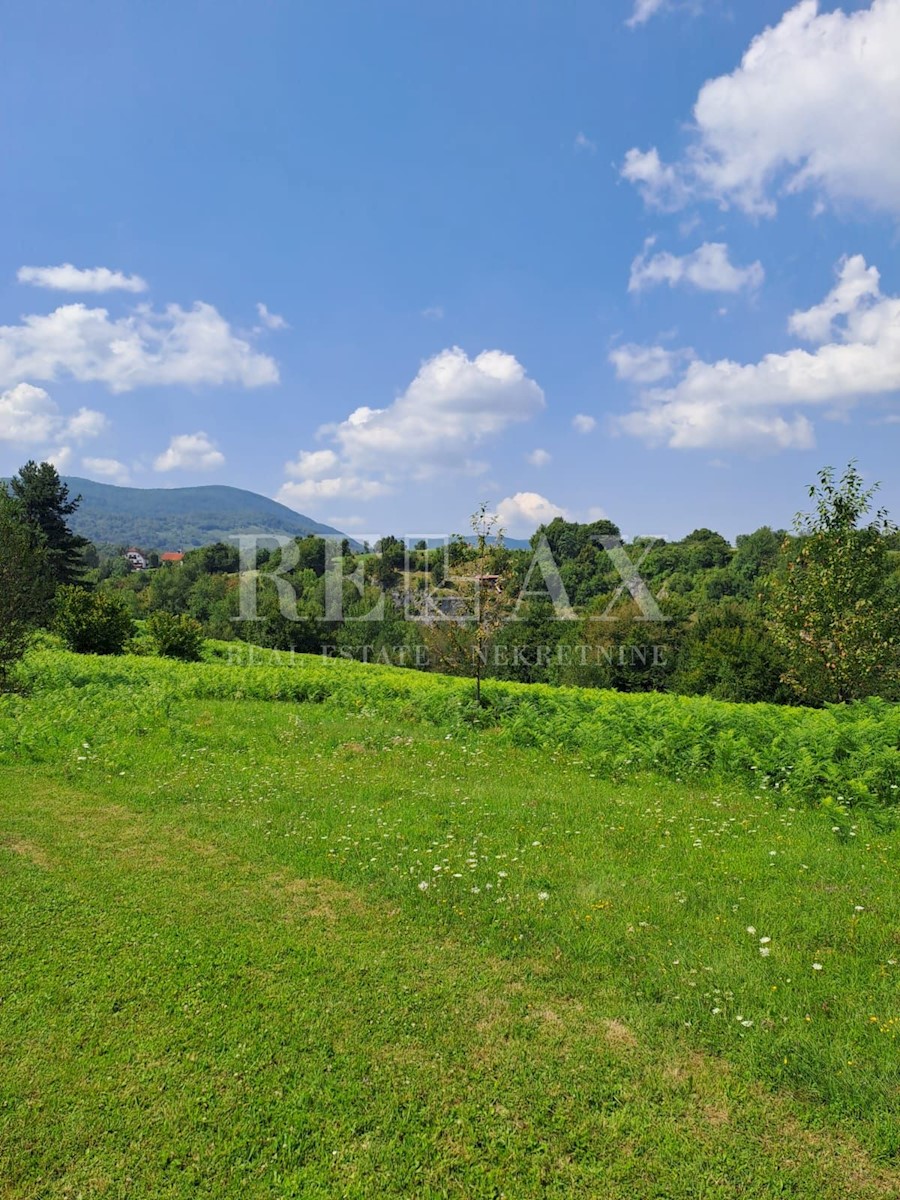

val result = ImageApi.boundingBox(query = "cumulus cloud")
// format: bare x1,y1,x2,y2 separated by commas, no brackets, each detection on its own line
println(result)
328,348,544,473
279,347,545,509
629,240,764,294
572,414,597,434
496,492,570,536
788,254,881,342
0,383,62,444
527,448,551,467
154,431,225,472
609,343,691,384
0,382,106,445
615,254,900,450
17,263,148,293
574,132,596,154
0,301,278,392
82,456,131,485
622,0,900,217
256,302,289,331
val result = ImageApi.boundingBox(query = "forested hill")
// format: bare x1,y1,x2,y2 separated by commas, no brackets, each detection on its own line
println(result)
56,477,348,550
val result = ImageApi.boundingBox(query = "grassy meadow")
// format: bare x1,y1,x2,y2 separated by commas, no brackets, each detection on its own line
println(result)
1,647,899,1197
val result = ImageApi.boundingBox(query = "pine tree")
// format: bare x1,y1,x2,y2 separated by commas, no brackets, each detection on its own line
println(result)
7,460,89,587
0,492,51,686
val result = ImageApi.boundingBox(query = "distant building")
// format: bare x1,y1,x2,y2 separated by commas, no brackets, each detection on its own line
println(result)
125,547,148,571
160,551,185,564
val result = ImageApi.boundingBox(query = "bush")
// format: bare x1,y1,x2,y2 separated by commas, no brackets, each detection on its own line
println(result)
146,611,205,661
54,586,134,655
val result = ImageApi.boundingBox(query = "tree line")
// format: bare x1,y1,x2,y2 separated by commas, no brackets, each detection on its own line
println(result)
3,458,898,707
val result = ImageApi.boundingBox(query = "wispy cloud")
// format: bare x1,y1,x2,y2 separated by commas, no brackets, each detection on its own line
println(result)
256,302,289,331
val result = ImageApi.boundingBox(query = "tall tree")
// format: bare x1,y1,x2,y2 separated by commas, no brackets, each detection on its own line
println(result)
0,492,51,686
767,463,899,704
7,461,89,587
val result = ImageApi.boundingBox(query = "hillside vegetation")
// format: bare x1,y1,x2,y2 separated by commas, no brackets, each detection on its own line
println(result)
56,477,348,550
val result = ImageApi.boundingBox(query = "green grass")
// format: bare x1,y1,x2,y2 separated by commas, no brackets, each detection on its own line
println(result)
1,651,899,1197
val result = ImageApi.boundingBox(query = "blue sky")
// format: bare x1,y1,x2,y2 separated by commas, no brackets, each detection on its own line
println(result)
1,0,897,540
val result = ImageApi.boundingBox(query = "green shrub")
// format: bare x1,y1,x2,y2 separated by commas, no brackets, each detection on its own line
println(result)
54,587,134,655
147,611,205,661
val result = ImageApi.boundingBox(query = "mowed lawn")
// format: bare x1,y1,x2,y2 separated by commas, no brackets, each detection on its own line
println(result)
1,680,899,1197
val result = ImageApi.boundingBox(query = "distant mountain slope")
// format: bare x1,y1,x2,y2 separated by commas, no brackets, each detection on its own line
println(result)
54,477,349,550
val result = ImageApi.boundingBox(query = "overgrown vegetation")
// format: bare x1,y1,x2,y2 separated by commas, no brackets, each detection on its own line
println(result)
11,644,900,811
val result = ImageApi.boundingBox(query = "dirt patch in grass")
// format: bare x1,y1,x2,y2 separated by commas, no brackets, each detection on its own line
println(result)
3,838,52,869
602,1018,638,1049
277,875,372,922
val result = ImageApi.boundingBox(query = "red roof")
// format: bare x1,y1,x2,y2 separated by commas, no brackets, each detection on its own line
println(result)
161,551,184,563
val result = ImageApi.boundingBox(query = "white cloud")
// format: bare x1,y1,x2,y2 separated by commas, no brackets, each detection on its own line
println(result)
0,383,60,443
285,449,340,479
621,148,691,211
627,0,667,27
616,254,900,450
572,414,597,434
66,407,108,440
622,0,900,217
277,476,390,507
527,448,551,467
0,301,278,392
422,306,444,320
279,348,545,508
496,492,570,536
82,456,131,485
328,348,544,474
788,254,881,342
47,446,72,471
609,343,691,384
0,382,106,445
17,263,148,293
629,240,764,294
574,132,596,154
256,302,289,331
154,431,225,473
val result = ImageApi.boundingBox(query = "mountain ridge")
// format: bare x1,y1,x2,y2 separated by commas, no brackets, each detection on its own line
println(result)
49,477,351,550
